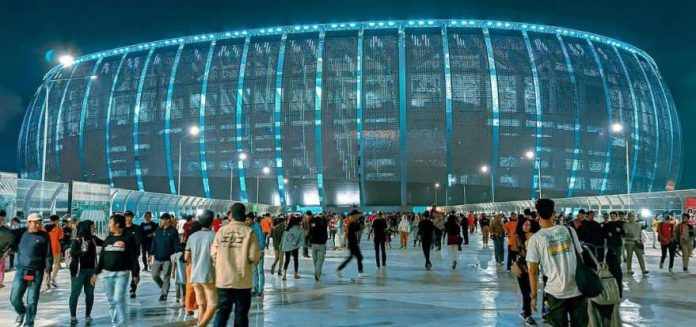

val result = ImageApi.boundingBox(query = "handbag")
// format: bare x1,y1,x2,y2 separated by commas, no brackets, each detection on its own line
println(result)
565,226,603,298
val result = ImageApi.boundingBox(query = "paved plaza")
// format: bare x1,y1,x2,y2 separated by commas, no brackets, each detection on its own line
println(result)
1,232,695,326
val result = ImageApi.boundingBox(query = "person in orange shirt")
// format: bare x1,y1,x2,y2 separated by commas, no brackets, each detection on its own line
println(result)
45,215,64,288
504,214,519,271
261,213,274,250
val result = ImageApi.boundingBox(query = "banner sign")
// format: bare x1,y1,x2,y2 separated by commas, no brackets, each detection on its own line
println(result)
0,172,18,217
69,181,111,235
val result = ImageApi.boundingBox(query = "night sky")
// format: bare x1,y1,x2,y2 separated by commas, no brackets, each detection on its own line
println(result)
1,0,693,188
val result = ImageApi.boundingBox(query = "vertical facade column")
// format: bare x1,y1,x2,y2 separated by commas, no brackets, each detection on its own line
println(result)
236,36,251,202
614,46,639,193
274,34,288,206
587,40,614,195
523,31,543,199
132,47,156,192
557,34,581,197
356,29,365,207
633,52,659,192
482,28,499,202
314,31,326,207
164,44,185,194
105,53,129,188
79,57,103,181
199,40,217,198
649,62,675,182
398,27,407,208
54,63,80,180
441,26,454,197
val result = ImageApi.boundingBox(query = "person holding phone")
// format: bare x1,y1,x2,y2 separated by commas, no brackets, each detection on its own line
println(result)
10,213,53,327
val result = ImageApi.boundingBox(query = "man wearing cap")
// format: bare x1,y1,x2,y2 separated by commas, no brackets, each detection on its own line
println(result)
211,203,261,327
336,209,364,279
10,213,53,327
124,211,143,299
149,213,180,302
139,212,158,271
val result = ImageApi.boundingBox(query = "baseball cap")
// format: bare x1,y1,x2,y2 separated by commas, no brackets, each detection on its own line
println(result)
27,213,41,222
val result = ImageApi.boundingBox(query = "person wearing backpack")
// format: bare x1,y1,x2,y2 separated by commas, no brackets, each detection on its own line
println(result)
658,215,677,272
676,214,694,273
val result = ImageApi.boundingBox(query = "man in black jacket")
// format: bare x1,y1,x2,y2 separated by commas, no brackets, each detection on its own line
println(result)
139,212,157,271
124,211,143,298
149,213,180,301
337,209,365,279
10,213,53,327
419,211,436,270
308,213,328,281
371,212,388,268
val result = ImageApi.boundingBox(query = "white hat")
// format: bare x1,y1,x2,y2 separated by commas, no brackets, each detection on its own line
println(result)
27,213,41,222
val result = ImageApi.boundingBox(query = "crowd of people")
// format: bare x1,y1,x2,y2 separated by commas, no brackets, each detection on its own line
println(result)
0,200,694,327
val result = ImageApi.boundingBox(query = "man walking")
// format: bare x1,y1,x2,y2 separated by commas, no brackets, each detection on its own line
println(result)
371,212,388,269
418,211,435,270
336,209,364,278
308,212,328,281
11,213,53,327
211,203,261,327
139,212,158,271
149,213,180,302
247,214,266,297
185,210,217,327
124,211,143,298
44,215,63,288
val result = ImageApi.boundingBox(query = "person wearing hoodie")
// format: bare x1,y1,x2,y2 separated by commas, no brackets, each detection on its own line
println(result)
281,216,304,280
398,215,410,249
211,203,261,327
68,220,104,325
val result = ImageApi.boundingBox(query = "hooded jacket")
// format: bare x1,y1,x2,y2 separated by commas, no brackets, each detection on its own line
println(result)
211,220,261,289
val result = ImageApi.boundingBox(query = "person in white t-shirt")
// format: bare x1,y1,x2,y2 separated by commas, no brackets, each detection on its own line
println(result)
527,199,588,326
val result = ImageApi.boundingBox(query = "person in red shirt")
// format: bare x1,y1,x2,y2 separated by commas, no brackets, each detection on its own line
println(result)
45,215,64,288
467,213,475,234
212,214,222,232
504,214,519,271
261,213,273,250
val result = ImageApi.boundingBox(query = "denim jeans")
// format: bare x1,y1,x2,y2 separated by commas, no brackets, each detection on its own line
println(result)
493,237,504,264
10,267,44,326
69,268,96,317
103,271,130,327
252,253,265,294
213,288,251,327
311,244,326,278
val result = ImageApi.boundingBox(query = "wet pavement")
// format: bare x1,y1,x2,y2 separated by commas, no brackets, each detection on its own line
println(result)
1,232,694,326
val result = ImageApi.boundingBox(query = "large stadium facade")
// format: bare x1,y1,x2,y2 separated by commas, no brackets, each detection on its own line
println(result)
18,19,682,208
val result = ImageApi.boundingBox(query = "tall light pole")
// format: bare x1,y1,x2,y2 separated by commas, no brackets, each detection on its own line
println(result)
480,165,494,203
435,183,440,207
462,176,468,205
612,123,630,196
177,125,200,195
525,150,543,199
41,54,98,181
230,152,247,201
283,178,289,205
257,166,270,203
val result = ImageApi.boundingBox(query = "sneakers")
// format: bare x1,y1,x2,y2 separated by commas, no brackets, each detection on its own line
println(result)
425,263,432,271
685,268,689,273
50,282,59,288
642,271,650,275
669,268,673,273
130,291,136,299
15,314,24,326
525,316,538,326
85,316,93,325
294,274,301,279
357,273,365,279
159,295,167,302
659,262,664,269
626,270,634,275
70,317,78,325
452,261,457,270
336,269,343,279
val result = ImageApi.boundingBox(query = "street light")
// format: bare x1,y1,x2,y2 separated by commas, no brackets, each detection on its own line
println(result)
611,123,630,196
229,152,247,201
480,165,495,203
256,166,270,203
40,52,98,181
435,182,440,206
524,150,543,199
177,125,200,195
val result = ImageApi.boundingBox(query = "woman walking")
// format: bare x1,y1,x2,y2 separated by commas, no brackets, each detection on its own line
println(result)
270,217,286,276
68,220,103,325
444,214,461,269
281,216,304,280
512,215,540,326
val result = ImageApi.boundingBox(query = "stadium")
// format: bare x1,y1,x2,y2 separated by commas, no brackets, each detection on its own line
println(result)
17,19,682,208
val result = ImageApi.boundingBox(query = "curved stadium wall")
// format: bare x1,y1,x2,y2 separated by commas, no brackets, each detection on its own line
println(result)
18,19,682,207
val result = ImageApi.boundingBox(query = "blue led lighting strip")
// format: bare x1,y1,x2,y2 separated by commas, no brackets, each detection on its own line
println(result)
132,47,156,192
648,62,675,182
236,37,251,202
78,58,103,181
35,99,45,178
614,46,639,193
441,27,454,192
164,44,185,194
356,29,365,206
482,28,499,201
522,31,543,199
274,34,288,206
198,40,216,198
557,34,581,197
105,53,129,187
314,32,326,207
633,53,659,192
54,63,80,180
398,28,407,207
587,40,614,195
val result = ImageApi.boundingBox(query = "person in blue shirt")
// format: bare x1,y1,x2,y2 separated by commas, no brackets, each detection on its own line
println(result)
149,213,180,302
247,213,266,297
